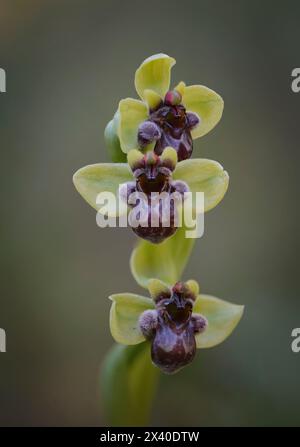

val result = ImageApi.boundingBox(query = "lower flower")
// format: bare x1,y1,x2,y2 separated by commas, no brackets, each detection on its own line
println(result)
109,279,244,374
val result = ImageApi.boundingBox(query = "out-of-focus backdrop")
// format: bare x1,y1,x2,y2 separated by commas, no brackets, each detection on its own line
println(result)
0,0,299,426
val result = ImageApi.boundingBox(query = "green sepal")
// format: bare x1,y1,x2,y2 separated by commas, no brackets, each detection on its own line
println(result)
194,294,244,348
104,114,127,163
109,293,154,345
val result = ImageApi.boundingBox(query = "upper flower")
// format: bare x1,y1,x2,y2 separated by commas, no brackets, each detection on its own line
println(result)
105,54,224,162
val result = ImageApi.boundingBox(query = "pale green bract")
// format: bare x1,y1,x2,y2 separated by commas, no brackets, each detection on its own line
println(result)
130,224,195,288
104,113,127,163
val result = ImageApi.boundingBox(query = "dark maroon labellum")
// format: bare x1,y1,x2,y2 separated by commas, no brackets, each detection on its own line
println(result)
124,151,189,244
137,90,200,161
151,310,196,374
132,224,177,245
139,282,207,374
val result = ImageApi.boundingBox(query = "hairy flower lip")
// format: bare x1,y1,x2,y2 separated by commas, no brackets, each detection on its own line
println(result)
123,149,189,243
137,280,209,373
132,225,177,244
137,99,197,161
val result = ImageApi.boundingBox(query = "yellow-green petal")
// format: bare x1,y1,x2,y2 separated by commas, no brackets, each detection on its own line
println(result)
143,89,162,110
185,279,200,297
173,158,229,213
109,293,154,345
182,85,224,139
174,81,186,96
147,279,171,301
118,98,148,153
127,149,144,171
73,163,132,216
160,146,177,169
193,294,244,349
135,54,176,102
130,225,195,289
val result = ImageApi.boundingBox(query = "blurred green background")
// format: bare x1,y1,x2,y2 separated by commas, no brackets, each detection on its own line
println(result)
0,0,299,426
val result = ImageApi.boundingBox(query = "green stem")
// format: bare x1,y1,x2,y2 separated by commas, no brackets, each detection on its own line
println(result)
101,342,159,426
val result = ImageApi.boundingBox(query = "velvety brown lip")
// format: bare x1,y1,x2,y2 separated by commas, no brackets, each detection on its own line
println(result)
138,91,200,161
125,150,189,244
139,282,207,374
